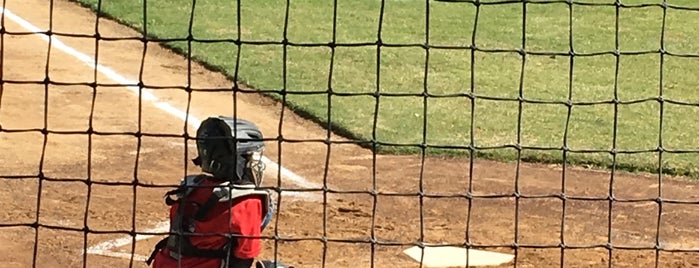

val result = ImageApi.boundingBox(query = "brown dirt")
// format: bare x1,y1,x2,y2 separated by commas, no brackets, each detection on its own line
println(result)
2,0,699,267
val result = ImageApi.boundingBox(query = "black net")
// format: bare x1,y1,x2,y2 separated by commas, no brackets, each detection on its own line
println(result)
2,0,699,267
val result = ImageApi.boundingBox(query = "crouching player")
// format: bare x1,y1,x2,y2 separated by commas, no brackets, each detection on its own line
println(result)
146,116,290,268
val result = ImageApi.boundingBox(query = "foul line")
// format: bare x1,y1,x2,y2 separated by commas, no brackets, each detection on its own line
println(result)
1,6,322,263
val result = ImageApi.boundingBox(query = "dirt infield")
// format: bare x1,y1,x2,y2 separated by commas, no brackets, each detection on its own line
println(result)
2,1,699,267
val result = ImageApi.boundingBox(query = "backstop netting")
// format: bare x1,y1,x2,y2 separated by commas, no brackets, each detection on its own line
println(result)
2,0,699,267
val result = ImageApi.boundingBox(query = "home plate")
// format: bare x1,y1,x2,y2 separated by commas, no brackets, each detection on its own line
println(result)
403,245,514,267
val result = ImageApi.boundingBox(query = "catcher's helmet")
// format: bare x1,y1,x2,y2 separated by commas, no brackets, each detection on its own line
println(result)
192,116,266,185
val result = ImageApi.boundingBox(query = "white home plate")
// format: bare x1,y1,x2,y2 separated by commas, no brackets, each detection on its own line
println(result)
403,246,514,267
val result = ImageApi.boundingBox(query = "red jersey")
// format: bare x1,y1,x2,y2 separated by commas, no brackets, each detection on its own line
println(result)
151,178,264,268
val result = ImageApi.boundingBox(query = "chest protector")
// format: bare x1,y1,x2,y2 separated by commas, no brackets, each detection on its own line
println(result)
146,175,273,266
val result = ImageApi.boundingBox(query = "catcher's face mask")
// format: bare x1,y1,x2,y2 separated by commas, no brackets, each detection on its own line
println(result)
242,149,266,186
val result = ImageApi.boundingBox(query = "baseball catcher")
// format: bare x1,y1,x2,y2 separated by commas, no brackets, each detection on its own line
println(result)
146,116,289,268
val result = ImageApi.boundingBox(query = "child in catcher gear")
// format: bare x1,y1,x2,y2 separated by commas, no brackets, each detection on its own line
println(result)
146,116,288,268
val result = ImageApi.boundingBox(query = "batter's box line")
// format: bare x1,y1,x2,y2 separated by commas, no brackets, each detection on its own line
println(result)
83,221,169,262
82,189,321,262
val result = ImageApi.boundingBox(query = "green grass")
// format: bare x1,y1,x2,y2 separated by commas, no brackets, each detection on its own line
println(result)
73,0,699,178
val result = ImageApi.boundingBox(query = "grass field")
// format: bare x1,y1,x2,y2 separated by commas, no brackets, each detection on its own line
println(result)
72,0,699,178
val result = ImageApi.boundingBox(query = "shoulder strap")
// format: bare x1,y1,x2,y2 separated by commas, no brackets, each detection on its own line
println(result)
164,175,207,206
193,183,270,221
193,186,230,221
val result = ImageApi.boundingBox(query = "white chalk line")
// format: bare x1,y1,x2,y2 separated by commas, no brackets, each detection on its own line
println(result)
83,221,170,262
1,6,322,262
